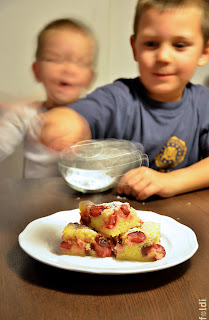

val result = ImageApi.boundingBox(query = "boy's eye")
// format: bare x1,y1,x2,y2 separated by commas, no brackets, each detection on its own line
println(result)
41,56,91,67
174,42,188,49
144,41,158,48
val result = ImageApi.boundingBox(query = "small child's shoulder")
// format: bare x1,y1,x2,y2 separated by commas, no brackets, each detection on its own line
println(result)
0,99,44,120
186,82,209,103
188,82,209,94
108,77,140,97
16,99,43,110
1,98,42,112
187,83,209,115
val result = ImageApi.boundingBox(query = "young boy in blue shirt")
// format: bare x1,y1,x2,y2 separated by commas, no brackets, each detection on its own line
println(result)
40,0,209,200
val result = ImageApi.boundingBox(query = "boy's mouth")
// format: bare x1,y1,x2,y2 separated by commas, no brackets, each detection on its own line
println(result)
152,73,175,81
56,81,77,92
60,81,72,87
54,81,74,93
153,72,174,77
55,80,80,92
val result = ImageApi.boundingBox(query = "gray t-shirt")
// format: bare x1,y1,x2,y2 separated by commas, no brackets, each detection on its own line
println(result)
68,77,209,171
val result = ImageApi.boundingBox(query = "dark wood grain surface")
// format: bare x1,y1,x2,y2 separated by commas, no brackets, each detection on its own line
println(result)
0,177,208,320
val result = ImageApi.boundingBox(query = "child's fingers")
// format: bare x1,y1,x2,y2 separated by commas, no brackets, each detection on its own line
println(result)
117,167,148,195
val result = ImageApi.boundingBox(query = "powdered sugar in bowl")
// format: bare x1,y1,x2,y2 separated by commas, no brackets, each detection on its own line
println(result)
58,139,149,193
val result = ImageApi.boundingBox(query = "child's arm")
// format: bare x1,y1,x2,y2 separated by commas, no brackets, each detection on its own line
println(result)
40,107,92,151
117,157,209,200
0,103,31,161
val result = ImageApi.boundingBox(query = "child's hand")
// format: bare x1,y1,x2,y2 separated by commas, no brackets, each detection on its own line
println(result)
117,167,178,200
39,107,91,151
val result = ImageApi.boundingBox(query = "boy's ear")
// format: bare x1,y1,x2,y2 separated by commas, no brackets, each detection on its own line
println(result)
130,35,137,61
198,41,209,66
32,62,42,82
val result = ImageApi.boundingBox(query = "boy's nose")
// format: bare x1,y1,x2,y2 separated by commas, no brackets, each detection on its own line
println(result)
62,61,80,75
156,44,172,62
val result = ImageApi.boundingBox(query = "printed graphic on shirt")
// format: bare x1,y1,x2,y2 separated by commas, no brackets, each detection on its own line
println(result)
155,136,187,171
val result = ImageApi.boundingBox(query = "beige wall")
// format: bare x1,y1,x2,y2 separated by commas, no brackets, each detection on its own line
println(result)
0,0,209,178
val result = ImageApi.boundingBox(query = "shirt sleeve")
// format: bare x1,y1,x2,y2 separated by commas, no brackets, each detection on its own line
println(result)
0,104,35,161
68,81,138,140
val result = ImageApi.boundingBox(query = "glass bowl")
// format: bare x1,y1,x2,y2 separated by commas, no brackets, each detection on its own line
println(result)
58,139,149,193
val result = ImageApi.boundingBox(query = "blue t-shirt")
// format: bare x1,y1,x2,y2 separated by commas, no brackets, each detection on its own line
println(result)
68,77,209,171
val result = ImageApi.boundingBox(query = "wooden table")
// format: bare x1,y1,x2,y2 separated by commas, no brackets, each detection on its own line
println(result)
0,177,208,320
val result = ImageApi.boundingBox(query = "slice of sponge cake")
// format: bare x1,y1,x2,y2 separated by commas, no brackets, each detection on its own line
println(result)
79,200,142,237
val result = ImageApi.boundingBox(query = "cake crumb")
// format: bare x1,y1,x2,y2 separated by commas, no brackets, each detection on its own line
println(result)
116,195,127,200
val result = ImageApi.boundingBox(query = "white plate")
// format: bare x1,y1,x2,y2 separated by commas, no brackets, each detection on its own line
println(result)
18,209,198,275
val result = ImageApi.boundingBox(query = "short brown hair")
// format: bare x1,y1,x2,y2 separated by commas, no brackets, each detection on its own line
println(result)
133,0,209,43
35,18,97,65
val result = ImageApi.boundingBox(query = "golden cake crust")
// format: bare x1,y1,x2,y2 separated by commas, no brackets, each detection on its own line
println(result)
79,200,142,237
114,222,166,261
60,222,114,258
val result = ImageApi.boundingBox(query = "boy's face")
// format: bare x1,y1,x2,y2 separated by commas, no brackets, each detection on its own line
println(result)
32,29,95,108
131,6,209,102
